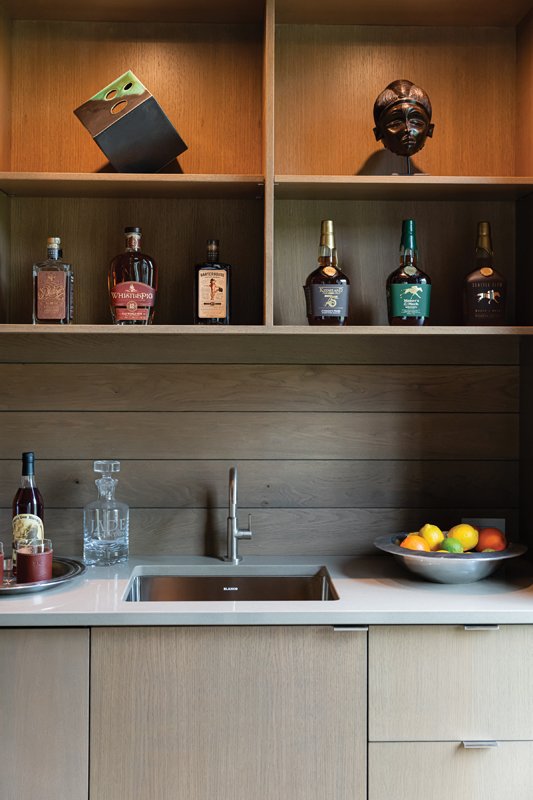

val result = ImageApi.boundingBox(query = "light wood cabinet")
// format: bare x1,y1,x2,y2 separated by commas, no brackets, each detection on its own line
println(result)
0,628,89,800
90,626,367,800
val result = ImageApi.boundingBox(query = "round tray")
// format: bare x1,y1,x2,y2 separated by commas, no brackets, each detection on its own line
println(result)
0,557,86,595
374,534,528,584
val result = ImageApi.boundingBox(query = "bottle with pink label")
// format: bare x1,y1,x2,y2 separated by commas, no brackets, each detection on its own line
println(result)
109,226,157,324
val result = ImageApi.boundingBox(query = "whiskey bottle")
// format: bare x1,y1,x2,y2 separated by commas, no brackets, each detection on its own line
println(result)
109,227,157,325
32,236,74,324
386,219,431,326
194,239,230,324
12,452,45,572
304,220,350,325
463,222,506,325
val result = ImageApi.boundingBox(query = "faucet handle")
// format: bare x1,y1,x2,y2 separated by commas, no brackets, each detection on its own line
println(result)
238,513,253,540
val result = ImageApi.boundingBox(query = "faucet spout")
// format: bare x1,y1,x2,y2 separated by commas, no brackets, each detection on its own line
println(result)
223,466,252,564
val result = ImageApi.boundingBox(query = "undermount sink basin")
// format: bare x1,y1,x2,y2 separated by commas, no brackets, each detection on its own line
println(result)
124,566,339,602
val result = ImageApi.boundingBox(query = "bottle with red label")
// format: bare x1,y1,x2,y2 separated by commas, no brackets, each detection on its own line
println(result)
109,227,157,324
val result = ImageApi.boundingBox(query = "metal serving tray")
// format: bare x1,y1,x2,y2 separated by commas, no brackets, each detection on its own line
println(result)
0,557,86,595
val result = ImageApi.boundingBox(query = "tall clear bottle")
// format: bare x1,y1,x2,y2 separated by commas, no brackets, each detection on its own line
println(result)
109,227,157,325
83,460,129,566
386,219,431,325
304,220,350,325
463,221,506,325
33,236,74,324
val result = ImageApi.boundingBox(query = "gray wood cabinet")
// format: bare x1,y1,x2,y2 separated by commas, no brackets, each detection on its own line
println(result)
90,626,367,800
0,629,89,800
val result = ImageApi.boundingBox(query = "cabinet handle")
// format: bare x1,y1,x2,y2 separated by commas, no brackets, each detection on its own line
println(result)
464,625,500,631
462,741,499,749
332,626,368,632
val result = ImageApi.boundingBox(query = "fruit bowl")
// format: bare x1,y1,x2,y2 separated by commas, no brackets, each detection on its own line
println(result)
374,534,527,584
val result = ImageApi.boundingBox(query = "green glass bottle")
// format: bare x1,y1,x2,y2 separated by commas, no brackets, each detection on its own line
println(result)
386,219,431,326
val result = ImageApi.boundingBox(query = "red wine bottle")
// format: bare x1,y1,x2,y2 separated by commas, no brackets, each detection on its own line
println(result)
12,452,45,571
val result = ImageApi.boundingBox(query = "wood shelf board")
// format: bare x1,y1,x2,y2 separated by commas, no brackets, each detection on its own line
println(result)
0,173,265,199
275,0,531,27
1,324,531,335
275,176,533,201
1,0,264,23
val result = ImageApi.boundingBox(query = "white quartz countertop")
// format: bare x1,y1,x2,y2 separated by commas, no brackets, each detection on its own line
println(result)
1,554,533,626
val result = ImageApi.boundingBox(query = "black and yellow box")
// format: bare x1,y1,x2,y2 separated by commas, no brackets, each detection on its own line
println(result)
74,70,188,172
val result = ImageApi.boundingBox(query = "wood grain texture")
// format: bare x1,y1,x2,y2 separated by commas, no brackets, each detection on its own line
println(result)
517,11,533,175
90,626,366,800
0,459,518,510
369,741,533,800
275,25,516,177
0,364,518,412
0,192,9,322
0,411,519,459
519,336,533,551
262,0,275,325
0,329,521,364
276,0,532,26
274,199,516,325
11,21,262,175
0,9,10,171
369,625,533,741
9,197,264,325
0,629,89,800
1,506,517,557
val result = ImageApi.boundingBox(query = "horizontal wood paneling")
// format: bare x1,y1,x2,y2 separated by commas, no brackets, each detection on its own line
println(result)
274,200,516,326
0,459,518,509
0,411,519,459
0,507,518,557
9,197,264,326
11,21,262,174
275,26,516,177
0,364,518,412
0,331,521,364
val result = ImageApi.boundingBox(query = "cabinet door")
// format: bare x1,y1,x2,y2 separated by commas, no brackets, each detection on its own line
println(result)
369,625,533,741
91,626,366,800
0,628,89,800
369,741,533,800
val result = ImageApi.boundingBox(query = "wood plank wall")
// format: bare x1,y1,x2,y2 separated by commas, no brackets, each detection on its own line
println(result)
0,338,519,558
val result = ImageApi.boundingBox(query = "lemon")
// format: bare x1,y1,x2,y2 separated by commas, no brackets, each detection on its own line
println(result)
447,523,479,551
440,537,464,553
419,523,444,551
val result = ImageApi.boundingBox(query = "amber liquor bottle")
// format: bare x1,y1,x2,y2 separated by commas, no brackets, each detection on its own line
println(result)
109,227,157,325
12,451,44,572
304,220,350,325
463,222,506,325
386,219,431,326
32,236,74,324
194,239,230,325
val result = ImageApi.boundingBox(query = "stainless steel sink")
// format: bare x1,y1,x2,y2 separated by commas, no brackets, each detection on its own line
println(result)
124,566,339,602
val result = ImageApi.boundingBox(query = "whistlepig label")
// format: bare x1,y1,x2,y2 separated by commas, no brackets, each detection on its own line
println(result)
198,270,228,319
389,284,431,317
111,281,155,321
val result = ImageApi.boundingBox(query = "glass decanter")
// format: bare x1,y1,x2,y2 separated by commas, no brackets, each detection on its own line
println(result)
83,460,129,566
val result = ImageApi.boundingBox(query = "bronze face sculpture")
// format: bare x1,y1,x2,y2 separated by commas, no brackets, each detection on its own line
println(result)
373,80,434,158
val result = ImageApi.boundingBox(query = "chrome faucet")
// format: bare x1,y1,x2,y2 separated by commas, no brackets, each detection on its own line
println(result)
223,466,252,564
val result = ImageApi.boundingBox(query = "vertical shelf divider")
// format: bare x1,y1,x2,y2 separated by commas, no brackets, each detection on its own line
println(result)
262,0,276,326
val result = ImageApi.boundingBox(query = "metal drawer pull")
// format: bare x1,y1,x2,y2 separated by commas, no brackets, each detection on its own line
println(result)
462,741,499,749
332,626,368,632
464,625,500,631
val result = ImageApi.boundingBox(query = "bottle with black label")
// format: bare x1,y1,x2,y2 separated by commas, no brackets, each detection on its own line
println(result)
463,221,506,325
304,220,350,325
12,452,44,572
386,219,431,326
194,239,230,325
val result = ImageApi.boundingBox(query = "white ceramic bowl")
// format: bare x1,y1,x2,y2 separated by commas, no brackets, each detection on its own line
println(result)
374,534,528,584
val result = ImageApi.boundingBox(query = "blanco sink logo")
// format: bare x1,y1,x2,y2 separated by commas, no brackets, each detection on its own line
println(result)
223,586,238,591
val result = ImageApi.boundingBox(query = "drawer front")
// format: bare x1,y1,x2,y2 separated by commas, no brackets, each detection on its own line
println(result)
370,741,533,800
369,625,533,741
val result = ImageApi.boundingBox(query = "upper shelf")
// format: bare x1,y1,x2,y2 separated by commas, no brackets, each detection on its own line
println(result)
275,176,533,202
0,173,265,200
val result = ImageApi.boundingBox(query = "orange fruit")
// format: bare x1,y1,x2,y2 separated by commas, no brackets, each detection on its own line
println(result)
447,523,478,551
400,534,430,552
475,528,507,552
